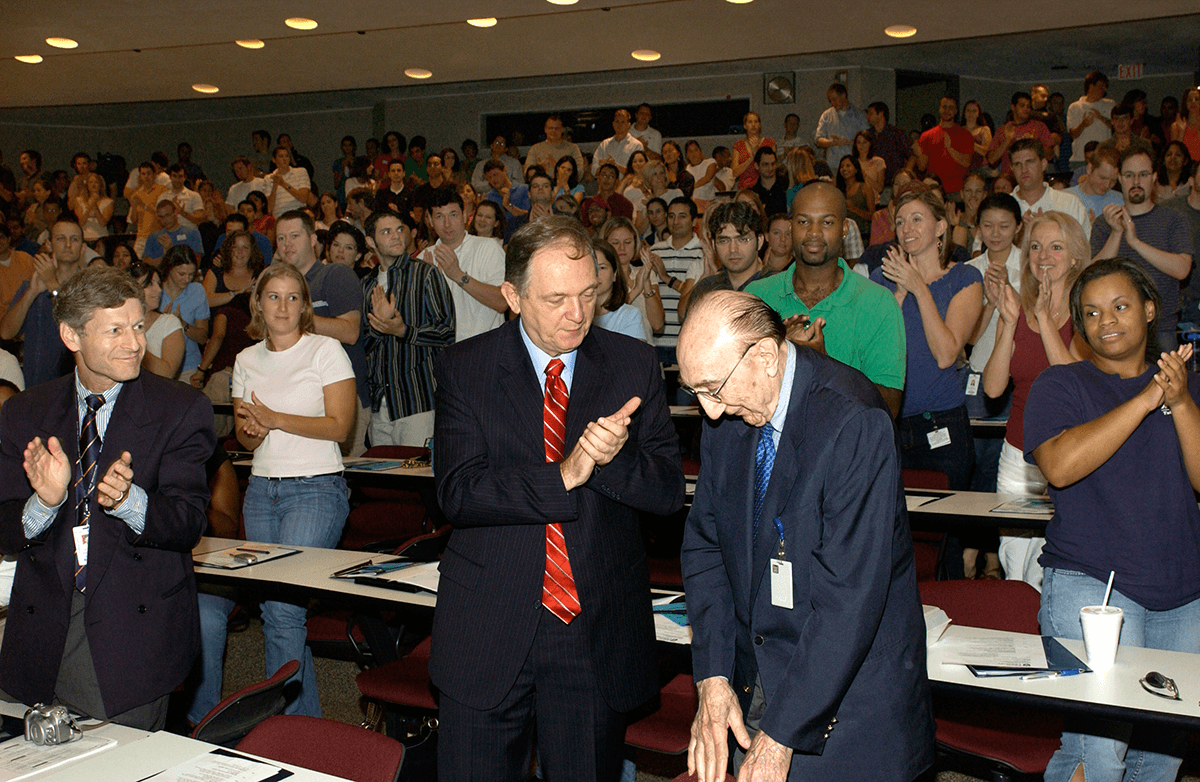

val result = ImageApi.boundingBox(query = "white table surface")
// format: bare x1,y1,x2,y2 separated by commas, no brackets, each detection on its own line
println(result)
928,624,1200,729
0,703,348,781
908,490,1052,528
193,538,437,608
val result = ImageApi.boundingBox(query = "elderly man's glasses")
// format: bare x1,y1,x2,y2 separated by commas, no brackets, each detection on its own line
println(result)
681,342,754,403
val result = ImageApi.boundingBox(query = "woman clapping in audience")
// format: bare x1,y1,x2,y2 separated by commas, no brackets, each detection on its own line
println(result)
234,263,356,719
204,229,263,308
872,186,983,489
159,246,210,379
600,216,664,338
592,238,648,341
983,211,1089,586
1026,258,1200,782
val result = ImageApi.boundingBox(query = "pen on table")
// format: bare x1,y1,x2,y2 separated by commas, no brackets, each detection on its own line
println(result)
238,547,272,555
1019,669,1084,681
331,559,372,578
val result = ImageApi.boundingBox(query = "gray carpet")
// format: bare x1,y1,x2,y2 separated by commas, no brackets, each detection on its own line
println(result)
220,618,1200,781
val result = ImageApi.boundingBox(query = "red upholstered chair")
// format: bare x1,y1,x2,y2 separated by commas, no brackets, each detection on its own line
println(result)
236,715,405,782
625,673,697,757
339,445,431,550
356,636,437,712
919,579,1062,781
191,659,299,748
903,468,949,582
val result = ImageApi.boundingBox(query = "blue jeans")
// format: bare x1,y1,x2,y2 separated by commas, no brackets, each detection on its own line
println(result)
243,474,349,718
1039,567,1200,782
186,590,237,725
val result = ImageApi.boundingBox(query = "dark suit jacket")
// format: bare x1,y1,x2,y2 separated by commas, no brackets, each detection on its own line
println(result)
430,321,685,712
0,372,215,717
682,347,934,782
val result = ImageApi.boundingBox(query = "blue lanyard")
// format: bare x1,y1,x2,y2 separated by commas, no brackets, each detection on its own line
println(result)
772,517,785,559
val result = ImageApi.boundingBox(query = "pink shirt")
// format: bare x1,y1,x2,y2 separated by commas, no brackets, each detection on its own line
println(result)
989,120,1054,175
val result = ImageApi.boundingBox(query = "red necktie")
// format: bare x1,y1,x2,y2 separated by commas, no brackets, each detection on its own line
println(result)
542,358,581,624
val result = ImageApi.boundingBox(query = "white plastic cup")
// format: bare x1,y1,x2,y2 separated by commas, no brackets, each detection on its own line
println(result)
1080,605,1124,671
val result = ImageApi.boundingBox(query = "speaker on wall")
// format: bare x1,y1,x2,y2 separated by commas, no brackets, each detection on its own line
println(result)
764,73,795,105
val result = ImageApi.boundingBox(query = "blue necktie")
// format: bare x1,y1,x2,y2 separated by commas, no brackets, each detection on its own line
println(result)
752,424,776,544
74,394,105,593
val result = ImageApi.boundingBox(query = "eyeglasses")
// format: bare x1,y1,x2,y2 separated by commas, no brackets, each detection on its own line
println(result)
1140,671,1180,701
681,342,753,403
714,234,757,248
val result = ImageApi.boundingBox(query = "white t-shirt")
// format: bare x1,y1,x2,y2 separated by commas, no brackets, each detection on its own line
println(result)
687,158,718,201
967,245,1022,372
232,333,355,477
125,170,170,193
157,187,204,227
649,236,705,347
427,234,506,342
1067,97,1115,163
0,347,25,390
629,125,663,155
226,178,269,209
1014,186,1092,240
145,313,183,376
268,167,312,218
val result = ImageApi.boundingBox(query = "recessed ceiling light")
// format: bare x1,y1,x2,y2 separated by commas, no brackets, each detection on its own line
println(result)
547,0,578,5
235,39,265,49
45,37,78,49
467,17,497,27
884,24,917,38
285,17,318,30
726,0,754,3
192,83,220,94
14,55,43,64
631,50,661,62
404,68,433,79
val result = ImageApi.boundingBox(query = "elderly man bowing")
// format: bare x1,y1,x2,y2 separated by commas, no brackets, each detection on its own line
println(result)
679,290,934,782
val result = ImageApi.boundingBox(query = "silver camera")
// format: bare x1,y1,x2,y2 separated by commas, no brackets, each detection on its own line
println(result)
24,704,81,746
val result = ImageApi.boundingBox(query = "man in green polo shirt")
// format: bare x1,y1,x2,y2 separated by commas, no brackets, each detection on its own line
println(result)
745,182,905,416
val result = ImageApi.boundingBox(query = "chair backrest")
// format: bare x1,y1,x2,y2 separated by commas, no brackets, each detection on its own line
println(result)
191,659,299,747
918,579,1042,634
237,715,405,782
391,525,451,562
902,468,950,490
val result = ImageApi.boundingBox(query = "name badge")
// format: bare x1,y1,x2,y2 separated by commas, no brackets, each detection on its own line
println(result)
965,372,981,396
770,558,793,609
72,525,89,567
927,427,951,450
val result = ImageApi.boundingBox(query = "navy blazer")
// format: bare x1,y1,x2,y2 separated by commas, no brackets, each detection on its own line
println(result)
0,372,215,717
430,321,685,712
682,347,934,782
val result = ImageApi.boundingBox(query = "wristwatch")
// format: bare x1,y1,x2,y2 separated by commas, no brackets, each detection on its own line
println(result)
458,273,470,287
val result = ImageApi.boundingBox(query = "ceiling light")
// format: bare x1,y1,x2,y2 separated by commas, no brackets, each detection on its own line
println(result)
546,0,578,5
631,50,661,62
726,0,754,3
285,17,318,30
14,55,43,64
45,37,78,49
884,25,917,38
404,68,433,79
235,39,265,49
192,83,220,94
467,18,497,27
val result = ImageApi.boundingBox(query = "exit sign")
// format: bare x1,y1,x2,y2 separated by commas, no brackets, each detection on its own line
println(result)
1117,63,1144,80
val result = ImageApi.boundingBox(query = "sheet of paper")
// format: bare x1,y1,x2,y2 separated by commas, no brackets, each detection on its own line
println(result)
0,735,116,782
905,494,938,512
935,634,1048,668
148,750,286,782
923,605,952,647
652,595,691,645
373,561,441,592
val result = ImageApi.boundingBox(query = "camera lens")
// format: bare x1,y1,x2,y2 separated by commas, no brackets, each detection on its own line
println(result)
27,720,44,745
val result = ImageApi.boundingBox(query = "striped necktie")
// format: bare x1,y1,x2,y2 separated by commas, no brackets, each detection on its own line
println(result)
74,393,105,593
542,359,581,623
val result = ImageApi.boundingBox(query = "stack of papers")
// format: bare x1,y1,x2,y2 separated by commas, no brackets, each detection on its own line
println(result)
332,558,441,594
652,595,691,645
0,735,116,781
935,634,1089,677
194,544,298,570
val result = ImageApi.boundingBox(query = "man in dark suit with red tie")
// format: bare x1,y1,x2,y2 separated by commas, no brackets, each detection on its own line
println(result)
0,264,214,730
431,216,685,781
